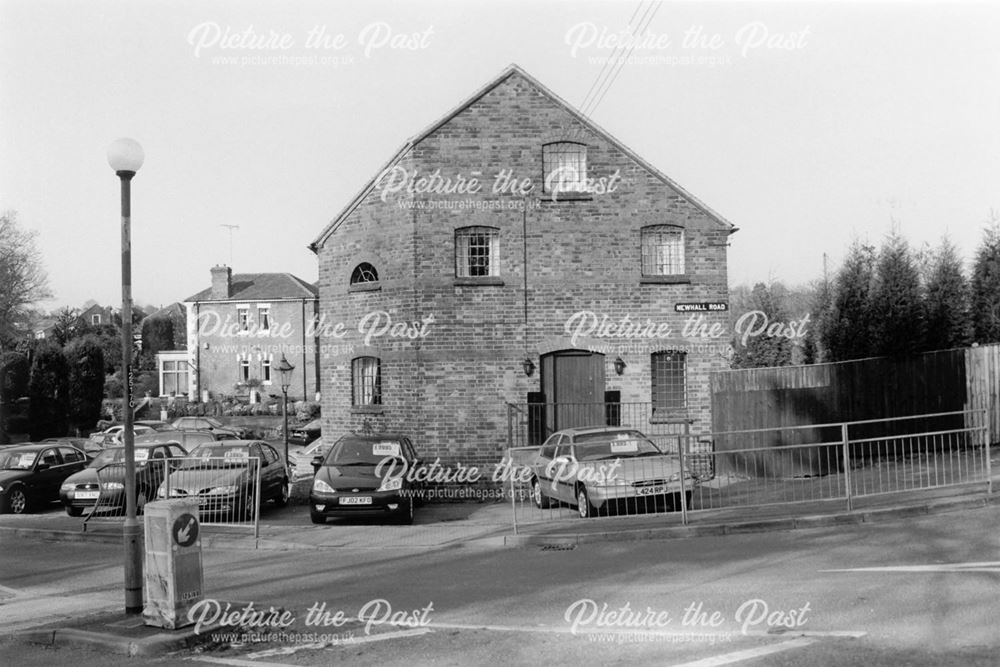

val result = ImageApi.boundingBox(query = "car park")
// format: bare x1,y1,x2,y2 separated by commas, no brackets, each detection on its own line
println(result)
288,418,321,447
0,443,90,514
309,433,420,525
169,416,249,439
157,440,289,519
59,441,188,516
530,426,698,518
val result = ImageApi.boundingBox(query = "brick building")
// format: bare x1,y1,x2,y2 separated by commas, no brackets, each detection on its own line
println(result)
182,266,320,402
310,65,736,466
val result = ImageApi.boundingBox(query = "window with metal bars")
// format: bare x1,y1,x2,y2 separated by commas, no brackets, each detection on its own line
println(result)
542,142,587,194
351,356,382,406
350,263,379,284
641,225,685,276
651,351,687,414
455,227,499,278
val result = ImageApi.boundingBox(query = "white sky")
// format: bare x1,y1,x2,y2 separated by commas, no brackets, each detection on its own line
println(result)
1,0,997,310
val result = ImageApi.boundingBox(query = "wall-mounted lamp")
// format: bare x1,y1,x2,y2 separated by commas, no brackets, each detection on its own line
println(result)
522,358,536,377
613,356,627,376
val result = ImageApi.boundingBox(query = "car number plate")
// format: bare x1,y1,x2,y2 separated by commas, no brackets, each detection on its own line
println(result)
635,485,667,496
76,490,100,500
340,496,372,505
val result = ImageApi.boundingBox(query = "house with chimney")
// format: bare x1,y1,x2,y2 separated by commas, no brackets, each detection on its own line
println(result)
180,266,320,401
309,65,737,467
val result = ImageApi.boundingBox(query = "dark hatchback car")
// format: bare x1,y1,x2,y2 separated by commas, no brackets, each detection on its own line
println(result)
309,433,420,525
158,441,289,519
0,443,90,514
170,416,249,439
60,441,188,516
288,418,321,447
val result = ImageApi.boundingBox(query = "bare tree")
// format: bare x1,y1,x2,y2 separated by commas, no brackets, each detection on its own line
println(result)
0,211,51,349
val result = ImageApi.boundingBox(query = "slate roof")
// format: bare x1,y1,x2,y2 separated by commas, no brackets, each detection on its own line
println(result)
185,273,318,303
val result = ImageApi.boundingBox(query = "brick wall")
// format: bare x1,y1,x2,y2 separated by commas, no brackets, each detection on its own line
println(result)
187,299,319,402
316,70,732,467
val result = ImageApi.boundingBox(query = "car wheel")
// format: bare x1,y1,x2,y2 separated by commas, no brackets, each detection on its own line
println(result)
66,506,84,517
310,510,326,525
531,477,551,509
576,485,593,519
4,486,28,514
274,479,290,507
397,497,414,525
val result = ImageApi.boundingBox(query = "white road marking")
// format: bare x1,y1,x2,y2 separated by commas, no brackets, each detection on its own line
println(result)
821,561,1000,573
244,627,433,658
669,637,817,666
189,658,301,667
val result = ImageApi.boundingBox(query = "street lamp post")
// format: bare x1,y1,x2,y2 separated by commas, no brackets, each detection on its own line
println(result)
276,354,295,468
107,137,144,614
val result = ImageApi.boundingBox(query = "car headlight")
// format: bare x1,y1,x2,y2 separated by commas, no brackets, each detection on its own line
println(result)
156,486,166,498
60,482,76,492
206,485,237,495
378,477,402,492
0,484,5,493
312,478,336,494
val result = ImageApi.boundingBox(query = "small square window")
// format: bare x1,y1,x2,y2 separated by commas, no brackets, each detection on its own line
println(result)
642,226,685,276
543,142,587,194
455,227,500,278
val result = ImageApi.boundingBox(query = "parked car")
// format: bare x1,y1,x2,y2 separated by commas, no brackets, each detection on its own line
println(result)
135,420,176,431
0,443,90,514
136,429,225,452
309,433,420,525
169,416,248,439
59,441,189,516
288,418,321,447
41,437,102,457
88,424,156,448
157,441,288,519
530,427,698,518
289,437,333,481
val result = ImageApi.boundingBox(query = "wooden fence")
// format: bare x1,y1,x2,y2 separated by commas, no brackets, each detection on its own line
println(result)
709,344,999,476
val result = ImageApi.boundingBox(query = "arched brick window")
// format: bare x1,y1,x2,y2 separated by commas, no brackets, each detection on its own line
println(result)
350,262,379,285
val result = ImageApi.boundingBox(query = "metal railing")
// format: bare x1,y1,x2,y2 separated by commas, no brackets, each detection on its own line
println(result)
508,409,991,532
75,457,263,536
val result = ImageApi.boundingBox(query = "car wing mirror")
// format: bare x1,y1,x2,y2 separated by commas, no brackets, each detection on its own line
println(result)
311,455,324,471
35,463,50,471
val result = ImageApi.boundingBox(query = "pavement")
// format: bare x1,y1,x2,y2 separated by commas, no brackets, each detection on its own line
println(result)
1,478,997,658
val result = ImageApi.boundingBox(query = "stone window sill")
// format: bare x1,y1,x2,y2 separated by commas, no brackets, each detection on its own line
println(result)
454,277,505,287
641,275,691,285
348,282,381,293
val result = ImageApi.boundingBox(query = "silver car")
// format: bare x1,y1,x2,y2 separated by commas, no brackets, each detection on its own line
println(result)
530,427,697,518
